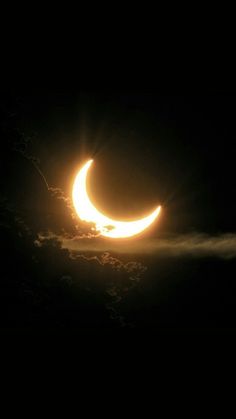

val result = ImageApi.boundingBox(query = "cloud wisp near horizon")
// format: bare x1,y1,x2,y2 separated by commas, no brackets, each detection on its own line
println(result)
36,231,236,260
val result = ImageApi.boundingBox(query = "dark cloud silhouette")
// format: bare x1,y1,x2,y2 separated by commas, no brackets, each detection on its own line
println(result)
36,231,147,278
35,231,148,327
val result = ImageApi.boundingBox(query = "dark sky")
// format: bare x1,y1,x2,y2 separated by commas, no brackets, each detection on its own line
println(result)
3,89,236,231
1,89,236,336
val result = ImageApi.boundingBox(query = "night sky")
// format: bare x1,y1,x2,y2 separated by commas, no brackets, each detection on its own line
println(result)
1,89,236,336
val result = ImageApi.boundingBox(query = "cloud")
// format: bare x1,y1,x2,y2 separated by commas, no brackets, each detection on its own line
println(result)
35,230,236,327
36,231,147,280
36,231,236,260
35,230,148,327
142,233,236,259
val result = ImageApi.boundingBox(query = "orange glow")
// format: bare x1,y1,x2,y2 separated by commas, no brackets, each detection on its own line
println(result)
72,159,161,239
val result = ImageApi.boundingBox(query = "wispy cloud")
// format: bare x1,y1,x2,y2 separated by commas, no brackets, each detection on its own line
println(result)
36,231,236,260
142,233,236,259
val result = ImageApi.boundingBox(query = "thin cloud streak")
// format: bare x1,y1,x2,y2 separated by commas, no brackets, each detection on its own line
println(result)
37,231,236,260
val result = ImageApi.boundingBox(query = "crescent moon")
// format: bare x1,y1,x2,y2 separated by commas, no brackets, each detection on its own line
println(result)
72,159,161,239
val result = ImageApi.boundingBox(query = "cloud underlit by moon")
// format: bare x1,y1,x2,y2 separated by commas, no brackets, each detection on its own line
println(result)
36,232,236,260
72,159,161,239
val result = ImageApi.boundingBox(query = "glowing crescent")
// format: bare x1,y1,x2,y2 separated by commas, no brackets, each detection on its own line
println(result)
72,160,161,239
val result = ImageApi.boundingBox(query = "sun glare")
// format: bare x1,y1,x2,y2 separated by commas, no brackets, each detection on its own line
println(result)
72,159,161,239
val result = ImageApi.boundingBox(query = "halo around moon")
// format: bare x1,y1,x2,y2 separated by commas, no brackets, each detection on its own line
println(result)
72,159,161,239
